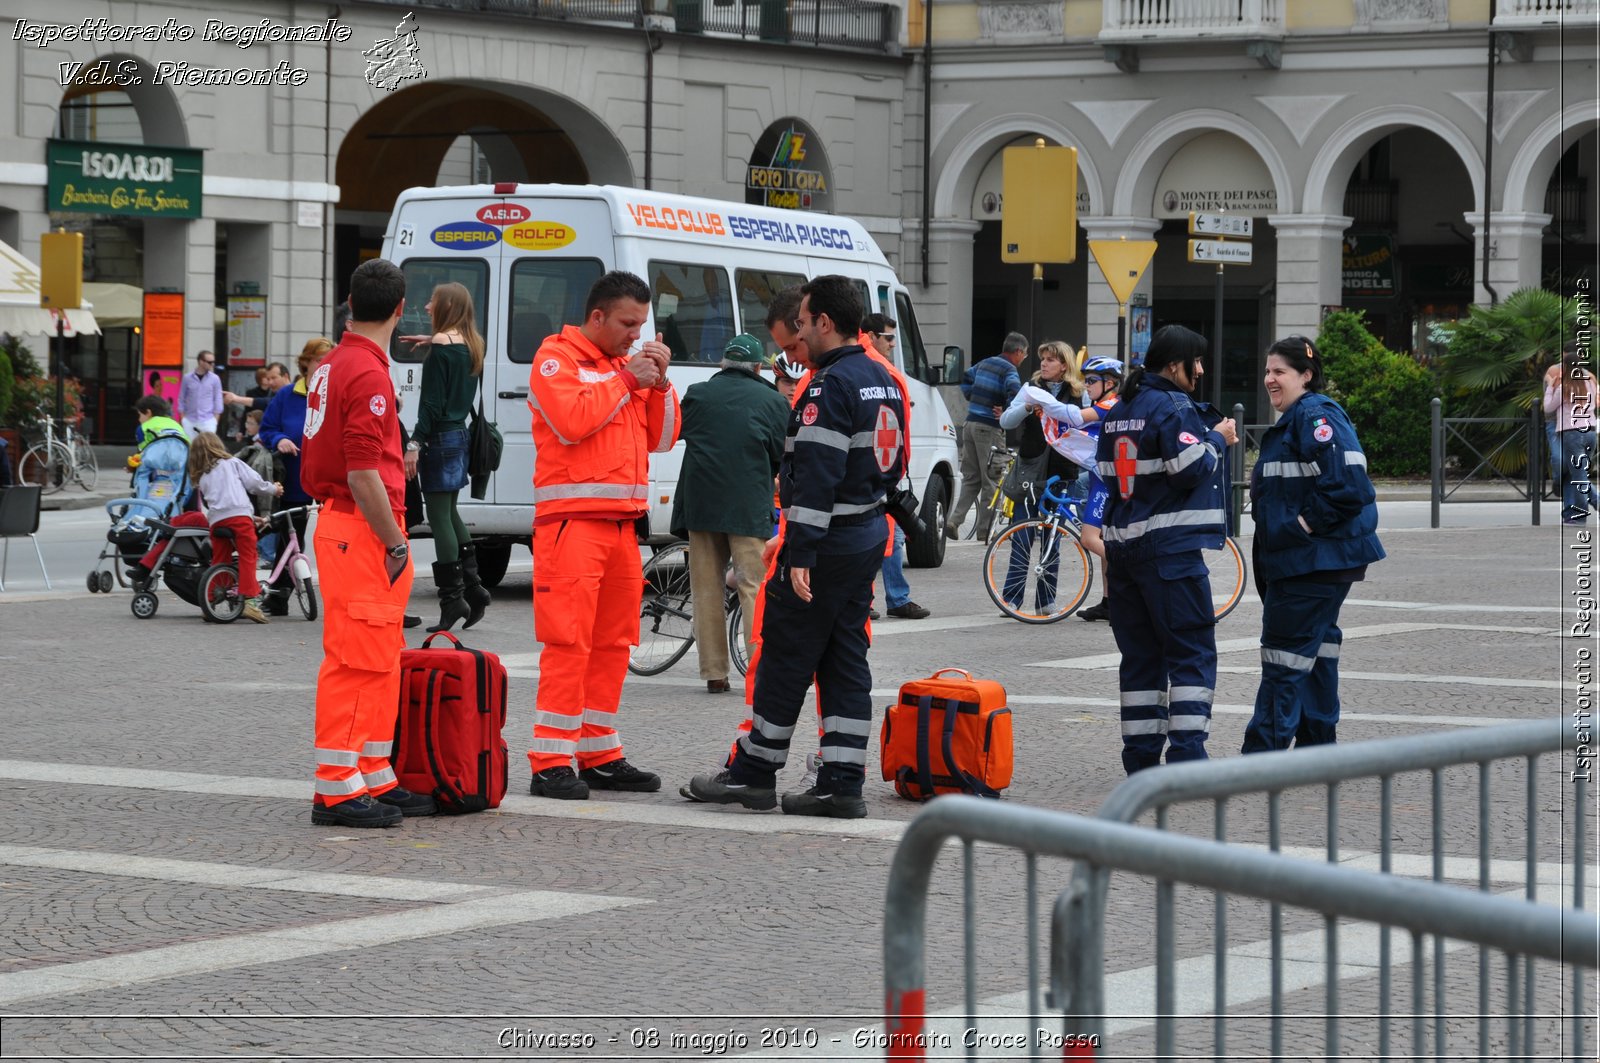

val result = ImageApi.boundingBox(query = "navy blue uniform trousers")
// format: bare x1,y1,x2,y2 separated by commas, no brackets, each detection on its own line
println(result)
729,542,883,795
1241,578,1350,753
1108,551,1217,774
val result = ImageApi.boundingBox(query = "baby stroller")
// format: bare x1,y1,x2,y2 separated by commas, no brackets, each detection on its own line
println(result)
85,430,211,619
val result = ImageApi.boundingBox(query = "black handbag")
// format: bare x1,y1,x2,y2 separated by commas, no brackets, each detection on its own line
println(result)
467,378,503,501
1001,447,1047,503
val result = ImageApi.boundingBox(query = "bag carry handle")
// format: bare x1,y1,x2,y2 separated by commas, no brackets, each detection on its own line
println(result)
420,630,465,650
929,667,973,680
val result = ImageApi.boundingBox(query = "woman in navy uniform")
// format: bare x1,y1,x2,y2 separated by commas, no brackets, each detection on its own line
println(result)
1242,336,1384,753
1095,325,1237,775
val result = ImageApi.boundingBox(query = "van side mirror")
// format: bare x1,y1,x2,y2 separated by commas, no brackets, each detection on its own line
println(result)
942,345,965,383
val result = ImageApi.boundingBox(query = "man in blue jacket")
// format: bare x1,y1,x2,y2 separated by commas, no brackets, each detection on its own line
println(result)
946,332,1026,541
1096,325,1237,774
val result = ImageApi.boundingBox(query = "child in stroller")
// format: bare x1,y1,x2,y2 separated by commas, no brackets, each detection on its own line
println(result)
187,431,283,624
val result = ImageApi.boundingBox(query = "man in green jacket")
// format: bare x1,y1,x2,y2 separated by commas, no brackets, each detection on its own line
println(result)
670,333,791,693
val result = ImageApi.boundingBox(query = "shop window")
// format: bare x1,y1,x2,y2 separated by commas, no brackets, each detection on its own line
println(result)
393,259,490,364
734,268,807,354
648,261,735,365
506,258,605,363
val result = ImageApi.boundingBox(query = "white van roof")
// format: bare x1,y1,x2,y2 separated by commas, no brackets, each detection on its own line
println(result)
392,183,891,267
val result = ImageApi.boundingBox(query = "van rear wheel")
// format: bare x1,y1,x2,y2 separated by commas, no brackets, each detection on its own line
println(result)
473,542,512,588
904,474,948,569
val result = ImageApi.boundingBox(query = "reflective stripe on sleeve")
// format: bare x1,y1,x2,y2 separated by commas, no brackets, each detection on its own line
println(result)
654,389,678,453
787,506,833,528
1345,451,1368,468
577,368,617,384
1258,461,1321,478
1164,442,1215,475
795,426,851,450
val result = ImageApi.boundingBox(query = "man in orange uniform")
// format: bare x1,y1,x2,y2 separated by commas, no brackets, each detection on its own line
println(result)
301,259,436,828
526,271,680,800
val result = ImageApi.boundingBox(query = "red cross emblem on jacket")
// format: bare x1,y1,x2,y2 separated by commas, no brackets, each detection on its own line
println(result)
874,406,901,473
1114,436,1140,500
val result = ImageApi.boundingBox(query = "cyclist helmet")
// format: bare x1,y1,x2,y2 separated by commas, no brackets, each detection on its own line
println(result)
771,352,806,380
1082,356,1123,379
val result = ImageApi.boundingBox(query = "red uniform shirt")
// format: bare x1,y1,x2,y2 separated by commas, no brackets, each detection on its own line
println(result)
300,332,406,510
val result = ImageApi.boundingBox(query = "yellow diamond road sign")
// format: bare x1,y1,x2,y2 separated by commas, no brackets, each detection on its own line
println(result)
1088,239,1157,306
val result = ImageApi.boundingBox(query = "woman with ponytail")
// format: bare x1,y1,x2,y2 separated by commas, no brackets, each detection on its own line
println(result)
1242,335,1384,753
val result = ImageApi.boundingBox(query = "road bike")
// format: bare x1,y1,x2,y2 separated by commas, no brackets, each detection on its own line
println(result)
961,445,1016,545
194,504,319,623
983,475,1248,624
19,415,97,493
630,540,749,677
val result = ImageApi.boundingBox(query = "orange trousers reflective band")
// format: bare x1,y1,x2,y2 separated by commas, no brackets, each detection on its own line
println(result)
529,518,640,772
312,506,413,806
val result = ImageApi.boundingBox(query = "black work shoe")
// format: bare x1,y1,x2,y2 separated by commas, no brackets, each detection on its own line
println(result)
886,601,931,620
868,608,881,621
781,788,868,819
530,766,590,800
1077,599,1110,623
373,786,437,817
310,794,403,828
580,758,661,793
706,678,731,693
685,769,777,810
403,614,422,629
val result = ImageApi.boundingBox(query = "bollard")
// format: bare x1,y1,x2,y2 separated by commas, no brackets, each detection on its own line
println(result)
1529,401,1542,526
1230,403,1246,531
1430,397,1442,529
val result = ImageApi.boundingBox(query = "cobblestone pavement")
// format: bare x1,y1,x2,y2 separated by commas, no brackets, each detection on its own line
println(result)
0,517,1592,1060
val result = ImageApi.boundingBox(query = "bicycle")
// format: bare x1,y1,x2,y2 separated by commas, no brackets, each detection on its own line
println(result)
195,504,320,623
19,416,97,494
983,475,1249,624
630,540,750,678
961,445,1016,545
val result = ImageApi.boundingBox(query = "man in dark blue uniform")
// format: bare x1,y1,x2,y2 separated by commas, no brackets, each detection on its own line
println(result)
1096,325,1238,775
686,276,906,819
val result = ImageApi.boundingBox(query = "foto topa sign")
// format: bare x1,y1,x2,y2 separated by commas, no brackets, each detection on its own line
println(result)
47,138,203,219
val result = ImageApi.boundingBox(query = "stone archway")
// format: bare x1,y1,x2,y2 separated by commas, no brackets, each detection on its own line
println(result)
1303,103,1482,217
59,54,189,147
336,81,631,214
1113,108,1293,218
1503,101,1597,215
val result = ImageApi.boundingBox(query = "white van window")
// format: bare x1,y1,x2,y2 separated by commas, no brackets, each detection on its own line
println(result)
392,259,490,364
506,258,605,364
894,291,931,382
648,261,735,365
734,268,806,354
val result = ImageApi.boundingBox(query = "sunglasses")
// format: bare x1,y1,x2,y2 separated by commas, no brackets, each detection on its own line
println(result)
1083,376,1105,385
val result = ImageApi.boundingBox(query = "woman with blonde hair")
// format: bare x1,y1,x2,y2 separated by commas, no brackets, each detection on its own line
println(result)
258,337,334,614
401,282,491,631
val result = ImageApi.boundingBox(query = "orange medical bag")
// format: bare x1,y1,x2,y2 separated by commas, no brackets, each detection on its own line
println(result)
880,668,1013,800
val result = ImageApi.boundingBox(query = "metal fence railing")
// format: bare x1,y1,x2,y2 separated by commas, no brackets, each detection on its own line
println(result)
883,720,1597,1060
1429,396,1546,527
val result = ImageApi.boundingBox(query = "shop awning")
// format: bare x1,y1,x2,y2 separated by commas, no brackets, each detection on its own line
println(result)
0,238,101,337
78,280,225,329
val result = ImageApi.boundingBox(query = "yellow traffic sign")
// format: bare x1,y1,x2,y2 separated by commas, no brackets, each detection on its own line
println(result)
1002,141,1077,264
1088,238,1157,306
40,229,84,310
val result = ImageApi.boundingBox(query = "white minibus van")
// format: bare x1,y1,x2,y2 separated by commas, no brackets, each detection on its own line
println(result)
381,183,959,587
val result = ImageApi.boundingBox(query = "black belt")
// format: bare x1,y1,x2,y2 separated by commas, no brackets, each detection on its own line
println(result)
831,505,887,527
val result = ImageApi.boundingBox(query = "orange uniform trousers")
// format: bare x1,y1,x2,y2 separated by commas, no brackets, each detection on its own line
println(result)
529,517,641,772
311,503,414,806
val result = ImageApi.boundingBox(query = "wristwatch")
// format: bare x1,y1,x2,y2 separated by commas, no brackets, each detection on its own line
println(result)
405,440,421,452
387,542,410,561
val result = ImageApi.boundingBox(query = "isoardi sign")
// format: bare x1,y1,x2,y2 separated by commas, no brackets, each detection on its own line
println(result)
46,138,203,219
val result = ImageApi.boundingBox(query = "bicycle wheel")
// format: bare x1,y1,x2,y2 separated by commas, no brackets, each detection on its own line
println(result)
983,518,1094,624
1205,536,1249,621
629,541,695,676
19,442,72,494
294,575,319,622
728,600,748,677
72,436,98,490
199,563,244,623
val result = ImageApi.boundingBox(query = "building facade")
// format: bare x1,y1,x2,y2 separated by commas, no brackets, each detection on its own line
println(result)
0,0,1592,436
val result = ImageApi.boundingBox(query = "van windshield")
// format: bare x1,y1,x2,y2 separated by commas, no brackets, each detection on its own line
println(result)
647,261,736,366
734,268,807,357
392,259,490,364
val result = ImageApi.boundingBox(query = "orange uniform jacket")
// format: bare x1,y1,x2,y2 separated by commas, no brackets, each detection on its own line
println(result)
527,325,680,522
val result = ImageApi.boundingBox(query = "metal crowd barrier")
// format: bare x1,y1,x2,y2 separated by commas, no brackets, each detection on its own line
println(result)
883,719,1597,1061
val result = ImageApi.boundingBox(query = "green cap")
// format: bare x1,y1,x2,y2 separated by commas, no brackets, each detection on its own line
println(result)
724,333,766,364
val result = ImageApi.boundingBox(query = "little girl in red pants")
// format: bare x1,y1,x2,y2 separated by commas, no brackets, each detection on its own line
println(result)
187,431,282,623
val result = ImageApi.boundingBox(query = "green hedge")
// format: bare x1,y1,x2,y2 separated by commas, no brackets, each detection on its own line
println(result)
1314,310,1435,477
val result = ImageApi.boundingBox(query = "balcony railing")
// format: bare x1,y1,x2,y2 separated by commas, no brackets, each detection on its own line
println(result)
386,0,899,52
1099,0,1286,40
1344,180,1398,227
1495,0,1600,26
1545,177,1588,237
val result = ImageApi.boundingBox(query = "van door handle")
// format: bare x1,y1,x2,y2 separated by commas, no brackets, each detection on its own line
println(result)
499,389,529,399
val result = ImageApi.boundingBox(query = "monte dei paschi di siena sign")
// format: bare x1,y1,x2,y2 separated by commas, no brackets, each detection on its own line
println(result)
47,139,203,220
